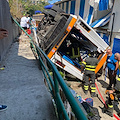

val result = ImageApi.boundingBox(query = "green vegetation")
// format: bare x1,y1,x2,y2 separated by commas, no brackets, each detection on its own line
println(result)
24,1,49,15
8,0,49,18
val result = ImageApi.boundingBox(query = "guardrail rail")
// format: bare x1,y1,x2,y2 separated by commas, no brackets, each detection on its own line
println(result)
12,17,88,120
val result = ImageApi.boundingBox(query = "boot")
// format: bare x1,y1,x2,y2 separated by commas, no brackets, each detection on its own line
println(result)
91,92,97,97
102,106,107,113
105,106,113,117
117,112,120,117
83,85,88,95
84,90,88,95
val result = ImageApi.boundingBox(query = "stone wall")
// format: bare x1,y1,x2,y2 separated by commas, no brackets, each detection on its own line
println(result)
0,0,19,62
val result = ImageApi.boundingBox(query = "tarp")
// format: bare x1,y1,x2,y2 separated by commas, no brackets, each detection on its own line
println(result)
62,0,94,25
99,0,109,11
112,38,120,54
35,10,42,14
44,4,53,9
55,0,114,25
89,0,114,11
97,33,109,45
90,12,111,28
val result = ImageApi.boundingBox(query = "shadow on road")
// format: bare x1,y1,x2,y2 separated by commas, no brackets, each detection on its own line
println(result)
97,79,109,88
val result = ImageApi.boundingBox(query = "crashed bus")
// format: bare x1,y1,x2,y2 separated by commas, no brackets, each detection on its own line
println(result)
36,5,109,80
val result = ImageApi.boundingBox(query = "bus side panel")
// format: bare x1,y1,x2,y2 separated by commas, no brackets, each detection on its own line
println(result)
48,17,77,59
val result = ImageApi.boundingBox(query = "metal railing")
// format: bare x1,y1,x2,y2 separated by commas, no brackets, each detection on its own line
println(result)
13,17,88,120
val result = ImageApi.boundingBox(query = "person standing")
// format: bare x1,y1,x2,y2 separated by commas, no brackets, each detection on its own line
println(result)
20,14,28,34
103,53,120,117
81,51,98,97
0,28,8,111
26,14,32,35
104,49,119,90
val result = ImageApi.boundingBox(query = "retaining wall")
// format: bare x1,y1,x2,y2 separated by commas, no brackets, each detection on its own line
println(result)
0,0,20,62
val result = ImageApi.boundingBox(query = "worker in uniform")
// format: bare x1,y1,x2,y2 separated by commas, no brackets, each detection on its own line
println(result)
104,75,120,117
103,53,120,117
81,51,98,97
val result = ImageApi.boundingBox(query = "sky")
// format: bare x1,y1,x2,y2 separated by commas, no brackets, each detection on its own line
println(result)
48,0,60,4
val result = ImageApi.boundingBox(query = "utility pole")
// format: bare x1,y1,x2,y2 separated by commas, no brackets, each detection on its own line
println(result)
109,13,115,47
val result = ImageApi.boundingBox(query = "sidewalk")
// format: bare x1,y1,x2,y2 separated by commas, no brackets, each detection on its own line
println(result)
0,35,57,120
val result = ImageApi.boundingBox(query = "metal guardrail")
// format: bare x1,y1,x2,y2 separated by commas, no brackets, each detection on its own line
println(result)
12,17,88,120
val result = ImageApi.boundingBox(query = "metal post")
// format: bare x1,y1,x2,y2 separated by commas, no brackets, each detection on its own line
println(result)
109,13,115,47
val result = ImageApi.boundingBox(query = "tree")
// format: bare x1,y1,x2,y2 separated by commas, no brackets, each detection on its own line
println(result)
24,2,49,15
8,0,30,18
8,0,49,18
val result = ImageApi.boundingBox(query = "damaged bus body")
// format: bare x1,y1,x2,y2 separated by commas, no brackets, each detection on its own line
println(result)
37,5,109,80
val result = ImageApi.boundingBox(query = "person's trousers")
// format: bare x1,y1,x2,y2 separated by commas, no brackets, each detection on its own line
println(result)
108,69,116,88
84,71,96,92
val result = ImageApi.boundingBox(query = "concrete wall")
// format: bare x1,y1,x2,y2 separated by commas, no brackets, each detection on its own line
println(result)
109,0,120,32
0,0,19,62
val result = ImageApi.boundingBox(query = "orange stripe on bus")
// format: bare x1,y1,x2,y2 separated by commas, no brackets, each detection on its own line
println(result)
48,33,69,59
48,48,57,59
48,17,77,59
66,17,77,32
95,53,107,74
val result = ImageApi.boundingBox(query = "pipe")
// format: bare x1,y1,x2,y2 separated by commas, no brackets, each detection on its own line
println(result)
113,114,120,120
95,82,107,108
95,82,120,120
109,13,115,46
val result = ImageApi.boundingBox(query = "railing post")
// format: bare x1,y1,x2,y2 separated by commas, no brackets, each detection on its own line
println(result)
53,72,70,120
53,72,62,119
13,17,88,120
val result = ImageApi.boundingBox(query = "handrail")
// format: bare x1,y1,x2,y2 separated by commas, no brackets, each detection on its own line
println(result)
12,17,88,120
32,42,88,120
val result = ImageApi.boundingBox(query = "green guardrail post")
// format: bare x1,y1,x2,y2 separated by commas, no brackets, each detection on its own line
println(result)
34,44,88,120
53,72,69,120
